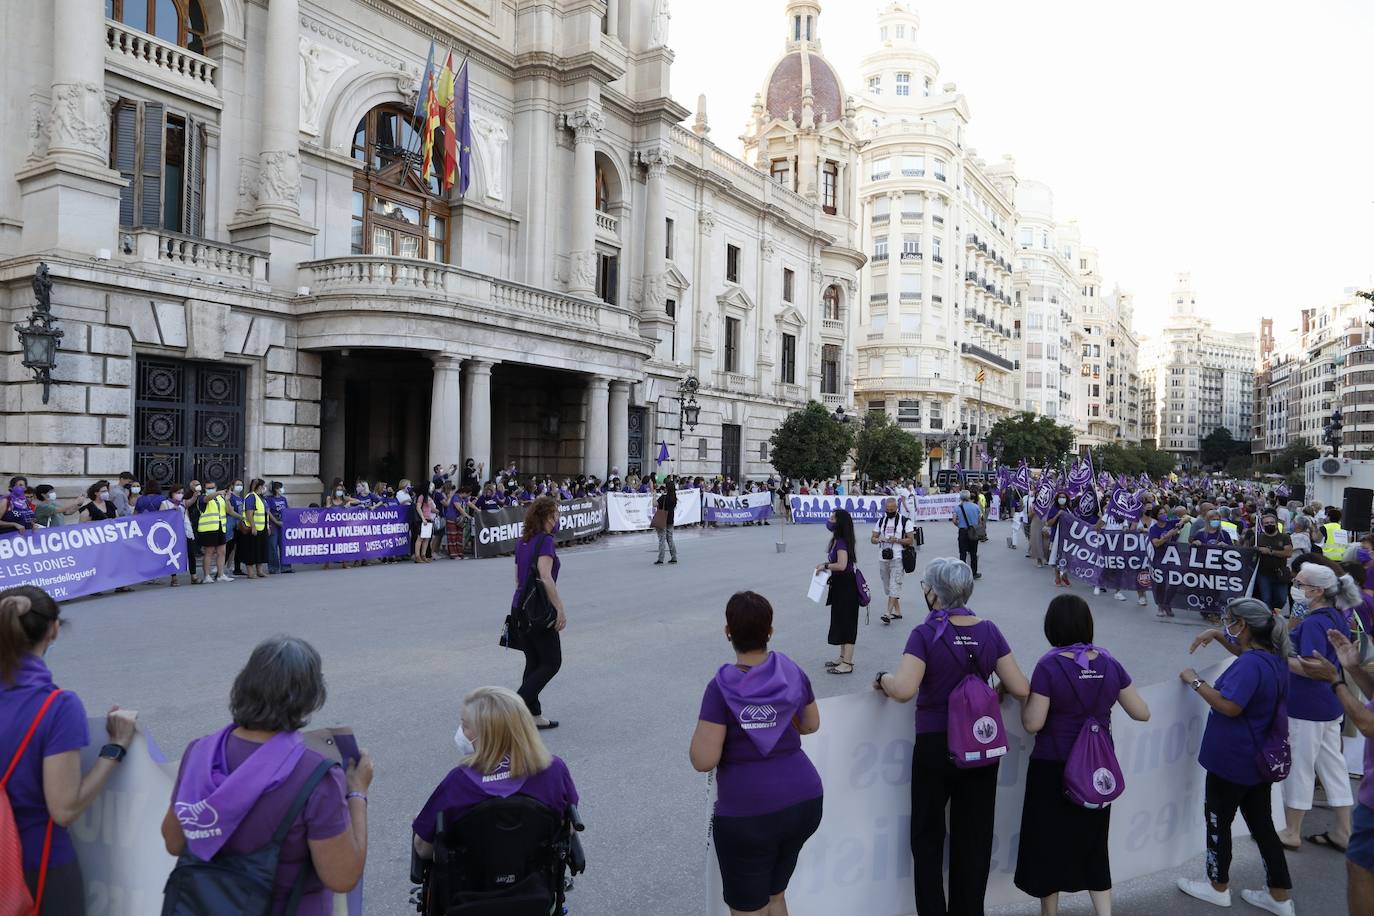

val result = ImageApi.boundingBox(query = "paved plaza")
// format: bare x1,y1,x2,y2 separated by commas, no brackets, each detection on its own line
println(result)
53,519,1350,915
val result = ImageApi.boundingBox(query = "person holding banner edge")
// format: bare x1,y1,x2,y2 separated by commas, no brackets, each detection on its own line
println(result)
0,585,140,916
873,557,1030,916
1178,597,1294,915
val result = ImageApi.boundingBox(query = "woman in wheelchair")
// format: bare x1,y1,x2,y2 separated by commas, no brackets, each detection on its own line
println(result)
691,591,824,916
412,686,582,915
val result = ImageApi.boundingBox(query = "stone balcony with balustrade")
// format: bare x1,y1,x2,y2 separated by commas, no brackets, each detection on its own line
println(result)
118,228,269,291
105,18,220,106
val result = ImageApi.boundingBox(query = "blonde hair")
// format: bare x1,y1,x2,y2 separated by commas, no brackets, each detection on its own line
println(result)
461,686,552,778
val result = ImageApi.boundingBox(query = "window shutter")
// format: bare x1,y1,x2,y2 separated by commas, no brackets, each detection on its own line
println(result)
112,101,138,227
183,118,206,237
139,102,165,228
607,256,618,304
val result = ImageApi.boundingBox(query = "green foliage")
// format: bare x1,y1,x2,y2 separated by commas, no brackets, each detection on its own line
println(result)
1265,441,1318,476
1224,454,1254,479
1096,442,1177,478
986,412,1075,467
1200,427,1250,469
769,401,855,481
854,412,924,482
1138,447,1178,479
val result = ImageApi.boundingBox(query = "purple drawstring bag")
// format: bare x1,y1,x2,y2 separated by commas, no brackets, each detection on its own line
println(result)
1043,647,1126,808
938,625,1006,769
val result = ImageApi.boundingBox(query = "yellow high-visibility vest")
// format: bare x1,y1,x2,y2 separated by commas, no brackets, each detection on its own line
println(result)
1322,522,1345,560
246,494,268,533
197,495,226,533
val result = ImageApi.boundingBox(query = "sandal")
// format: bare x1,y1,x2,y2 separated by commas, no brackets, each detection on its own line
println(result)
825,659,843,668
880,613,904,625
827,662,854,675
1305,831,1348,852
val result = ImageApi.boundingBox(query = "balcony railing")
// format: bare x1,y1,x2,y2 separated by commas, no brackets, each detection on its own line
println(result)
106,19,218,97
933,215,944,225
932,255,943,264
870,171,891,181
119,228,267,289
872,252,889,262
901,211,923,222
901,169,925,177
901,251,922,261
900,291,922,302
870,293,888,303
595,210,619,235
821,318,844,334
960,342,1015,372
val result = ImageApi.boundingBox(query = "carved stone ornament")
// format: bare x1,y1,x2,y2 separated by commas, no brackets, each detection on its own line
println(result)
571,249,599,289
48,82,109,158
698,210,716,236
566,108,605,143
644,271,669,313
698,308,716,342
298,36,356,137
472,116,510,202
639,146,673,178
236,160,260,214
761,240,776,262
651,0,672,48
811,262,824,282
27,97,48,162
257,150,302,210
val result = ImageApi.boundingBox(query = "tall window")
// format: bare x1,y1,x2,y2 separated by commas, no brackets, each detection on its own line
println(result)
868,75,881,95
896,73,911,96
106,0,207,53
595,164,610,212
783,268,795,303
110,99,206,235
781,333,796,384
726,244,741,283
874,236,889,261
931,237,942,262
821,161,838,214
596,253,618,304
665,218,675,259
823,285,842,321
933,158,946,181
929,400,943,429
898,399,921,427
350,106,451,261
821,345,840,394
724,317,741,372
770,158,793,189
902,154,924,177
666,298,677,359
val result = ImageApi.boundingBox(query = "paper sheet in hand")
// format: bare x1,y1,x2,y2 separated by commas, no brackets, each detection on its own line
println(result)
807,570,830,603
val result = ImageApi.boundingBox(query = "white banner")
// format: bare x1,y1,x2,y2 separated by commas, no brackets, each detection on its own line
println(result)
792,493,964,525
910,493,962,522
607,487,702,531
71,724,177,915
705,659,1279,915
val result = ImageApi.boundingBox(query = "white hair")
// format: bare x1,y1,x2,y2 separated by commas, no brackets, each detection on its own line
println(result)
923,557,975,609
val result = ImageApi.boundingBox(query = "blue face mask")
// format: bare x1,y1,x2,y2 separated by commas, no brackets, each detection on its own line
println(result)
1209,519,1221,529
825,520,837,532
1221,619,1242,645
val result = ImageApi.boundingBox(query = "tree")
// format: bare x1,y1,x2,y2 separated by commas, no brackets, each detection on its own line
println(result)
1224,454,1253,479
1200,427,1249,469
1266,441,1318,476
769,401,854,481
1096,442,1144,476
854,412,924,482
1138,446,1178,479
986,412,1075,467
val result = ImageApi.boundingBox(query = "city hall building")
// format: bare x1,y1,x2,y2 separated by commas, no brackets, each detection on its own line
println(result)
0,0,858,494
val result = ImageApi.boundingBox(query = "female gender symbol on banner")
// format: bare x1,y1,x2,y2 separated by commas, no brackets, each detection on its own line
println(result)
1108,487,1143,523
145,521,183,569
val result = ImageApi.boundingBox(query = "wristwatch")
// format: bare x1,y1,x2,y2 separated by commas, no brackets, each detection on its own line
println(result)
1190,678,1205,692
875,670,888,693
98,743,127,763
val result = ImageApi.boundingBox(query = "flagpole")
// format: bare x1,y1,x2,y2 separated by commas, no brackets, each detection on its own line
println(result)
404,44,458,162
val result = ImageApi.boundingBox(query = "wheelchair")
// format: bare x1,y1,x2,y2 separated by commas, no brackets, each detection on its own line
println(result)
411,795,586,915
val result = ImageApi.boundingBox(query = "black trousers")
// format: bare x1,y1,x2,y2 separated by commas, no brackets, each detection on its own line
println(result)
911,732,998,916
517,624,562,717
1204,772,1291,890
957,528,980,574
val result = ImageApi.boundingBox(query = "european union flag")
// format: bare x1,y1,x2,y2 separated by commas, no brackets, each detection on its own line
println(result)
454,61,474,197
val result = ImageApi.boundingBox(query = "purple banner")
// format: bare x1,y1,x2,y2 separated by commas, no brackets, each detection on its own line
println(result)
280,506,411,563
1052,514,1153,591
0,510,187,600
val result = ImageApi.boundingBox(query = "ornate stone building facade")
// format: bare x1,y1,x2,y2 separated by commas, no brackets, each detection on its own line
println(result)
0,0,855,491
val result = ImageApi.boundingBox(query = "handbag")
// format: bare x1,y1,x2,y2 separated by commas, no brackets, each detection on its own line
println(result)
900,519,918,574
499,614,525,650
513,534,558,630
650,508,668,530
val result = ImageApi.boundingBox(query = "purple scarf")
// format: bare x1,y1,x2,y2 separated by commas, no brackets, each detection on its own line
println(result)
1039,643,1113,671
173,725,308,860
713,652,808,756
458,756,530,798
925,606,973,642
14,653,55,689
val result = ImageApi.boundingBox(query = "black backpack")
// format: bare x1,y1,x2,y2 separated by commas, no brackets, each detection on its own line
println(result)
161,758,338,916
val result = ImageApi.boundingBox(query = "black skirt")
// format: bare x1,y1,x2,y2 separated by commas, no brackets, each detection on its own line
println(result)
1014,757,1113,898
826,570,860,645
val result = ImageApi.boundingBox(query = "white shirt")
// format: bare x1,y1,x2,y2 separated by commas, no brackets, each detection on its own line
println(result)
873,514,909,543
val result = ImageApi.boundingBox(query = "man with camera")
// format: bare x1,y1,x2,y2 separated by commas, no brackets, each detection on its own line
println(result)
871,496,918,625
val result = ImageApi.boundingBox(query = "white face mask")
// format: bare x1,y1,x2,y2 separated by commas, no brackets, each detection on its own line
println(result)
335,490,345,497
233,484,243,494
130,486,142,494
206,488,217,495
98,490,110,500
453,725,475,759
397,491,412,504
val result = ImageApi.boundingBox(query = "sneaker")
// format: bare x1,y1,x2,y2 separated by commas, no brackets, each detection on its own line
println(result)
654,559,664,565
1094,586,1105,595
1239,889,1294,915
1177,878,1232,907
669,558,678,564
1115,591,1127,601
973,572,982,579
218,573,235,582
1138,595,1148,606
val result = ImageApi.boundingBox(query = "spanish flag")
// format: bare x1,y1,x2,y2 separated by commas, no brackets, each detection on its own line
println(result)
438,53,458,191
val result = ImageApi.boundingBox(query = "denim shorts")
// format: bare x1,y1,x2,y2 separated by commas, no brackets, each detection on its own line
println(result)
1349,802,1374,875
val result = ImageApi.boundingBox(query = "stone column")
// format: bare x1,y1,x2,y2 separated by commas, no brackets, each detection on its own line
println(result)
886,192,901,339
606,0,620,37
640,146,673,316
429,355,463,471
47,0,110,167
584,376,610,478
463,360,494,480
257,0,302,217
608,381,630,479
566,107,604,295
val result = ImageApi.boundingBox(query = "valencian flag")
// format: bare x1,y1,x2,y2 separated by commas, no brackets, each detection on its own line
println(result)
420,64,442,183
412,41,436,121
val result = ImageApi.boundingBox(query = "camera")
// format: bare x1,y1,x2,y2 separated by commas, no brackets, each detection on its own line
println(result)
881,547,894,560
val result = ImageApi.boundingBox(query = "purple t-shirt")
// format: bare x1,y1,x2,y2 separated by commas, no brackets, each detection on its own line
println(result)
699,677,822,818
1289,607,1349,722
904,618,1012,733
827,538,851,570
0,656,89,871
1029,652,1131,761
265,495,289,519
171,735,349,916
512,535,558,607
1198,649,1287,786
412,756,578,842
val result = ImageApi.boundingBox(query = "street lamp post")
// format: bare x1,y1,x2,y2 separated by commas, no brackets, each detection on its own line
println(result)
674,375,700,479
14,263,64,404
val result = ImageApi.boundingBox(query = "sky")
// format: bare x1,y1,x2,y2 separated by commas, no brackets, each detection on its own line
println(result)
669,0,1374,338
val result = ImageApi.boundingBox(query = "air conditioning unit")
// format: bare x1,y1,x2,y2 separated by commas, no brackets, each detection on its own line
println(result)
1319,457,1352,478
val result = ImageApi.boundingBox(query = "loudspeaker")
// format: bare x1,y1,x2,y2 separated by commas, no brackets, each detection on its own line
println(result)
1342,487,1373,533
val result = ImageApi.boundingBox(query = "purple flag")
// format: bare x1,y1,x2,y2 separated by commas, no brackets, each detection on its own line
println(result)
656,440,670,466
1077,487,1100,522
1012,462,1032,494
1107,486,1144,523
0,509,187,600
455,61,474,197
280,506,411,563
1067,457,1093,496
